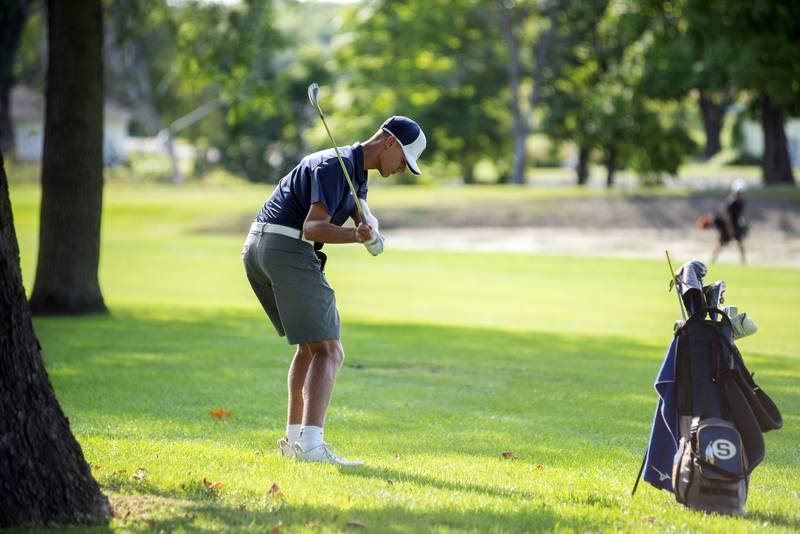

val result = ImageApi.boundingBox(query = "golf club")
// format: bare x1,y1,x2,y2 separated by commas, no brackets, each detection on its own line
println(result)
307,82,366,223
665,250,687,321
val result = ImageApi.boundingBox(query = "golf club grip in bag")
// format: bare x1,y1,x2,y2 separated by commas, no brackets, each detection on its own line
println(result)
671,310,782,515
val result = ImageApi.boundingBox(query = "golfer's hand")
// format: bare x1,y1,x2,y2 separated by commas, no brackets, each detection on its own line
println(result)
363,213,379,235
353,223,373,243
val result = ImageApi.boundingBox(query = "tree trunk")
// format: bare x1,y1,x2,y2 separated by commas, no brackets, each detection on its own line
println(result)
760,94,795,186
0,152,112,527
698,91,725,160
501,3,527,185
576,144,590,185
0,1,32,155
605,145,616,188
29,0,107,314
461,158,475,184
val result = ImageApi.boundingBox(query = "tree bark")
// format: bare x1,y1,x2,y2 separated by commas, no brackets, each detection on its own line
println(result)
576,143,590,185
698,91,726,160
760,94,795,186
500,0,565,185
605,145,616,188
0,0,32,155
461,158,475,184
29,0,107,314
0,151,112,527
501,2,527,185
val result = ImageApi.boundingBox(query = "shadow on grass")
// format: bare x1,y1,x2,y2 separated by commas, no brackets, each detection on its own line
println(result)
43,489,592,533
336,463,533,500
33,306,798,453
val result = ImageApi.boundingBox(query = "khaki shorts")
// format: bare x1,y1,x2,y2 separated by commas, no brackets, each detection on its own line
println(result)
243,229,340,345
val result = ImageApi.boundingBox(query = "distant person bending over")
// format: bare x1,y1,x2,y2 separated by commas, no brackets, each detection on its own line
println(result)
710,180,748,265
242,116,426,465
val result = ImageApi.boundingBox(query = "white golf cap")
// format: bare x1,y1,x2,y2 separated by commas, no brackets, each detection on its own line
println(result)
381,116,426,175
731,179,748,193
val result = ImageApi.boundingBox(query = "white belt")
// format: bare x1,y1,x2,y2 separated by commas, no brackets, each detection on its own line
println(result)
251,222,313,244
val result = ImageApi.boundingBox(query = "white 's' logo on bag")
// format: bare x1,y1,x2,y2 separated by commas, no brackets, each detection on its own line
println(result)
709,439,737,460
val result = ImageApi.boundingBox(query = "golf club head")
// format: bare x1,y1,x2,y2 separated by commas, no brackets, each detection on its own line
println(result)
308,82,320,108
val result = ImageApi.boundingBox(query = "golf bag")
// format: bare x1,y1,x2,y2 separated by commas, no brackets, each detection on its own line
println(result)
669,311,781,516
633,263,782,516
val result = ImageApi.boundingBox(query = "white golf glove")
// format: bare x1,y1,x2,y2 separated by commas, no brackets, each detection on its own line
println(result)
359,199,380,234
364,233,384,256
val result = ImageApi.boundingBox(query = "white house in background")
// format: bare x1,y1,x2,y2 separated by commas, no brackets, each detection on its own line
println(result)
740,117,800,166
10,85,131,165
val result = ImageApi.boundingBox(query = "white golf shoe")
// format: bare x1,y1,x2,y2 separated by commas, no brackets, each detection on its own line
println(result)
277,438,294,458
292,442,363,466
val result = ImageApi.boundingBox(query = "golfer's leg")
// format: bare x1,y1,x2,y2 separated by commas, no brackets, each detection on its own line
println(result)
737,240,746,265
302,339,344,427
288,344,313,425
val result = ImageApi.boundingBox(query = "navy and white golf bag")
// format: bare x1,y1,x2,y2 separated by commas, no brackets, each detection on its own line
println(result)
633,260,782,516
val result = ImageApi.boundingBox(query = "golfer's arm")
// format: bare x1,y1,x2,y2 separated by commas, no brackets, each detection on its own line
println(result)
303,202,359,243
350,205,363,225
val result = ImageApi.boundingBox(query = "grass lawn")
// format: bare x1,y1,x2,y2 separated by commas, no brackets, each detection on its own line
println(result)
7,182,800,532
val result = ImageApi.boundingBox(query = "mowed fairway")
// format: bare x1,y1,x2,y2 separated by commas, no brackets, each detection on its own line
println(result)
9,183,800,532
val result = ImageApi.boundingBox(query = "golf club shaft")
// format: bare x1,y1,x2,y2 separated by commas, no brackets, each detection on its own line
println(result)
313,106,367,223
665,250,687,321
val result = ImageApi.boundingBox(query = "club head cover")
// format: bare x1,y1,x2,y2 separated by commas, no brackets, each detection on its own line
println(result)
732,312,757,339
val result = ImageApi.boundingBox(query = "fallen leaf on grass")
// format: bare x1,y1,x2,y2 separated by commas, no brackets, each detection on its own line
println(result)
386,479,394,486
131,468,146,481
203,478,224,492
346,520,366,529
210,408,232,419
123,510,131,522
268,482,282,496
646,516,656,524
501,451,514,459
534,464,544,471
271,520,283,533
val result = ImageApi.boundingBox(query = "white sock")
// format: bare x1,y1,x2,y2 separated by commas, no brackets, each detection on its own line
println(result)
286,424,302,445
297,425,324,451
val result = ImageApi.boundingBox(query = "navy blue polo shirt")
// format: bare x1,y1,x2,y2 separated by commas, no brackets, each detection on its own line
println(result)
256,144,368,229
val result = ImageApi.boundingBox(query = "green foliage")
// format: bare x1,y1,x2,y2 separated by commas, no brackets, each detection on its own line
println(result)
542,0,697,183
11,1,45,91
104,0,337,183
336,0,510,183
685,0,800,113
12,0,796,186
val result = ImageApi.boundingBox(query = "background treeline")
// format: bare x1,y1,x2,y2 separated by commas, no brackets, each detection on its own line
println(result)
2,0,798,186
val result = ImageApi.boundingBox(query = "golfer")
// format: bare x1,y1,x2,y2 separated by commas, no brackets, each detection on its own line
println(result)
711,179,748,265
243,116,426,465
